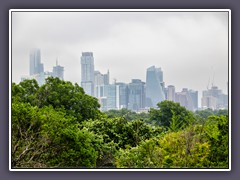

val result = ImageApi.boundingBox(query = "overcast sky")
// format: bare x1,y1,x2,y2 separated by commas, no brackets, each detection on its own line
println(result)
12,10,229,97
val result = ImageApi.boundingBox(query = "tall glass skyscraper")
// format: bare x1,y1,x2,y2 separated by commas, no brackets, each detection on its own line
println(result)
52,60,64,80
146,66,166,108
128,79,146,111
116,82,128,109
81,52,95,96
29,48,44,75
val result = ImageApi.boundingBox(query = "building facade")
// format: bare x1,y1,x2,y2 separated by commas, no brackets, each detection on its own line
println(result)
29,48,44,75
128,79,146,111
201,86,228,110
52,60,64,80
167,85,176,102
81,52,95,96
146,66,165,108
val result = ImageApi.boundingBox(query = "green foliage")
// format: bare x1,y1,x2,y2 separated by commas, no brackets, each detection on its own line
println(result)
195,109,228,119
12,101,100,168
11,79,229,169
13,77,102,123
105,108,150,121
203,115,229,168
36,77,101,122
116,126,210,168
149,101,194,130
12,79,39,104
81,117,163,167
115,138,160,168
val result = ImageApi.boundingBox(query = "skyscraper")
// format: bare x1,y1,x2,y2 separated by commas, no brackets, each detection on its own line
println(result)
94,70,110,98
103,70,110,85
146,66,166,108
128,79,146,111
29,48,44,75
52,59,64,80
201,86,227,110
81,52,95,96
175,88,195,111
189,89,198,111
116,82,128,109
167,85,175,101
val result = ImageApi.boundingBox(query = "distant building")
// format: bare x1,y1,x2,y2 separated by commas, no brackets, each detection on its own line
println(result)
23,49,64,86
21,71,53,86
105,84,118,110
167,85,175,102
94,70,110,98
146,66,165,108
81,52,95,96
52,60,64,80
99,97,108,112
188,89,198,111
128,79,146,111
116,82,128,109
201,86,228,110
29,48,44,75
103,70,110,85
175,88,195,111
201,96,218,110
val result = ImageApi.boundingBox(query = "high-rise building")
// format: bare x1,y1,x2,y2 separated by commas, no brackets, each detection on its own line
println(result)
146,66,165,108
189,89,198,111
201,86,228,110
94,70,110,98
167,85,175,101
175,88,195,111
201,96,218,110
128,79,146,111
29,48,44,75
116,82,128,109
52,59,64,80
105,84,118,110
103,70,110,85
81,52,95,96
22,71,53,86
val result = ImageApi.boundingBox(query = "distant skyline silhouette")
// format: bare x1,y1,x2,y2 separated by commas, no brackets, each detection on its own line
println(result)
11,10,229,96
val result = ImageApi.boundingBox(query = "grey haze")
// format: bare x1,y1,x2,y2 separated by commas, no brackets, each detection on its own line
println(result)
12,11,229,96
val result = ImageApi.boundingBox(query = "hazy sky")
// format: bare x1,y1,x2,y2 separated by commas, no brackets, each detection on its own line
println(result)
12,10,229,96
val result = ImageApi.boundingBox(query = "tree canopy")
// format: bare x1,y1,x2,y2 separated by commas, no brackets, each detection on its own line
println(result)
11,78,229,169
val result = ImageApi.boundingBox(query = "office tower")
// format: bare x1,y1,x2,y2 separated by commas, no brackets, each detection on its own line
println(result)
128,79,146,111
105,84,118,110
189,90,198,111
52,59,64,80
116,82,128,109
94,71,104,97
94,70,110,98
218,94,228,109
146,66,166,108
175,88,195,111
167,85,175,101
29,48,44,75
103,70,110,85
99,97,108,112
81,52,95,96
201,96,218,110
22,71,53,86
201,86,228,110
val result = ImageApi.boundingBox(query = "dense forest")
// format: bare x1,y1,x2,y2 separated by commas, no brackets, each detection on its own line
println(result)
11,77,229,168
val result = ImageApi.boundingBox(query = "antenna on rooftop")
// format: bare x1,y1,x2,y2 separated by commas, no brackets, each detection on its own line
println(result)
207,77,210,90
211,71,215,88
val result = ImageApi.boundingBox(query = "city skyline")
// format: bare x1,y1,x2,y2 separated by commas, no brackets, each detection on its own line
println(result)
12,10,229,96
